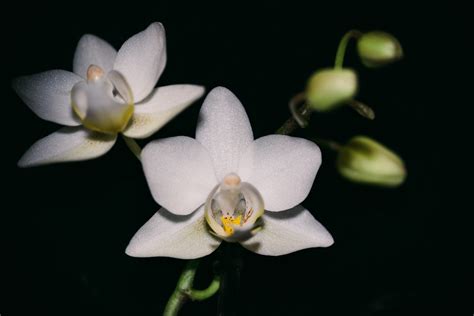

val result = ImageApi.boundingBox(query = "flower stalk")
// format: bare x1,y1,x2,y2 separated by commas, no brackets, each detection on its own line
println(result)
122,135,142,161
163,260,221,316
277,99,311,133
348,100,375,120
216,244,243,316
334,30,362,69
187,278,221,301
312,138,342,151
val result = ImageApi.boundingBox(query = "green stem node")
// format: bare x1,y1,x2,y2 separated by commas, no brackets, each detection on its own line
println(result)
163,260,220,316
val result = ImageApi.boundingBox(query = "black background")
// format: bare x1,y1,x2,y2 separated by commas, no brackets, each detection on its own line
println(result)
3,1,472,315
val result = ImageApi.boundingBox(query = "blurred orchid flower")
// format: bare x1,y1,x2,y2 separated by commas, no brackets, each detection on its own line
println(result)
13,22,204,167
126,87,333,258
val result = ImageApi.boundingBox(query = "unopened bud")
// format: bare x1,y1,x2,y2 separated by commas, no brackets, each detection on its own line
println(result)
357,31,403,67
337,136,406,187
305,68,358,111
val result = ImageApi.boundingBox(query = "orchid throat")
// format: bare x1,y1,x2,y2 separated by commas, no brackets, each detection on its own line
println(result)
205,173,264,242
71,65,134,134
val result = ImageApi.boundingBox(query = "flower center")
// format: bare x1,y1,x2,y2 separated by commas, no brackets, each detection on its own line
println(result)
71,65,134,134
205,173,264,242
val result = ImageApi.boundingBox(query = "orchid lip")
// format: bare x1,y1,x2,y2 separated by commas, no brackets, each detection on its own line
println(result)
205,173,264,242
71,65,134,134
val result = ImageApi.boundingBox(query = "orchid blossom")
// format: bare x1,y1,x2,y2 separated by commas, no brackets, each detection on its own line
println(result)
13,22,204,167
126,87,333,258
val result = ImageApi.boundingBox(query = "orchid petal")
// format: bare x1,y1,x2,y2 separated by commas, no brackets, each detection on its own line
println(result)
123,85,205,139
126,206,221,259
142,136,218,215
12,70,82,126
114,22,166,102
196,87,253,181
241,205,333,256
18,126,116,167
239,135,321,211
73,34,117,79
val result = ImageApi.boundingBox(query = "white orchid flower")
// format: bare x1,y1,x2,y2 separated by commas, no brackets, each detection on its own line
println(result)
126,87,333,258
13,22,204,167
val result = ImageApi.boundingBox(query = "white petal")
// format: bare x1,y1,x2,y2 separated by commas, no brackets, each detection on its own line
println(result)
12,70,82,126
142,136,218,215
126,206,221,259
73,34,117,79
123,85,205,139
18,127,116,167
241,205,333,256
239,135,321,212
196,87,253,181
113,22,166,102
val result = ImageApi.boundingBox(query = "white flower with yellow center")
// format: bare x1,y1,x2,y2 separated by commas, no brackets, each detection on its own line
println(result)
13,22,204,167
126,87,333,258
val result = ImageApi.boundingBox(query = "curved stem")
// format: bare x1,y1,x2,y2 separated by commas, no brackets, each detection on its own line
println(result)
289,92,310,128
163,260,198,316
122,135,142,161
277,93,312,134
348,100,375,120
187,277,221,301
334,30,362,69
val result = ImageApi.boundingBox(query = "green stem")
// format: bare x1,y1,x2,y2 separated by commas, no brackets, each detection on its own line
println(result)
187,277,221,301
334,30,362,69
312,138,342,151
348,99,375,120
287,92,310,129
277,96,311,135
164,260,218,316
122,135,142,161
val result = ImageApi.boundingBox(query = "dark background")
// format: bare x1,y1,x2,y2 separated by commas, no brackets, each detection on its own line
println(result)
3,1,472,315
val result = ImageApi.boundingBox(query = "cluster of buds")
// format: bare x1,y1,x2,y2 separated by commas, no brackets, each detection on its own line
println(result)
292,30,406,187
304,30,403,115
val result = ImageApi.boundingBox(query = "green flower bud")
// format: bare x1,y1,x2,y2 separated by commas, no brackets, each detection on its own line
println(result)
357,31,403,67
305,68,358,111
337,136,406,187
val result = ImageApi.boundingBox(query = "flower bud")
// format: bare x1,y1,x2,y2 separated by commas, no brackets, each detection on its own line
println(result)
357,31,403,67
305,68,358,111
337,136,406,187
